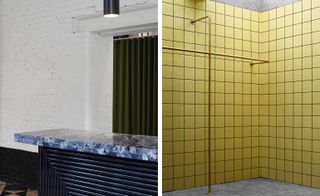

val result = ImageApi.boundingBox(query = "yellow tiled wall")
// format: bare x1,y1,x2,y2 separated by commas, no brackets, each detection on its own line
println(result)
163,0,260,192
163,0,320,192
259,0,320,188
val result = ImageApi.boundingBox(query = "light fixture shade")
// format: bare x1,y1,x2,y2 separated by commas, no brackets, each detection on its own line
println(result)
104,0,120,17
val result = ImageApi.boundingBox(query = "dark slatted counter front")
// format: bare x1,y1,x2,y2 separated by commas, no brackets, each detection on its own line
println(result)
14,129,158,196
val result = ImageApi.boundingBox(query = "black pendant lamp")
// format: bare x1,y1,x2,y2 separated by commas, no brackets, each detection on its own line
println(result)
104,0,120,17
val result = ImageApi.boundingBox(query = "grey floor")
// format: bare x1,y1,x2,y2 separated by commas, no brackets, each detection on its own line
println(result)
163,178,320,196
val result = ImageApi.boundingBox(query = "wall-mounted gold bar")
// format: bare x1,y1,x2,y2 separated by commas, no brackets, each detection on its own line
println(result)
162,46,269,66
191,16,209,23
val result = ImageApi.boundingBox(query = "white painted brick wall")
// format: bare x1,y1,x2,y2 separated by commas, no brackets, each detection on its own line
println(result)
0,0,113,152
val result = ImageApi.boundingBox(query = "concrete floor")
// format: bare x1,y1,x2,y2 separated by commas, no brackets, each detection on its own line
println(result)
163,178,320,196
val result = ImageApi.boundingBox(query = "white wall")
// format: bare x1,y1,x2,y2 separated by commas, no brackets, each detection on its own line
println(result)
0,0,113,152
84,33,113,131
0,0,157,152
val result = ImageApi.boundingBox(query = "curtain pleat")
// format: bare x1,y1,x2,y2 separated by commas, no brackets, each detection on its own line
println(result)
112,41,120,131
113,36,158,136
152,38,158,134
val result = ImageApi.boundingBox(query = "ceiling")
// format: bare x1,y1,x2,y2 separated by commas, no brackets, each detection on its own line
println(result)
213,0,300,12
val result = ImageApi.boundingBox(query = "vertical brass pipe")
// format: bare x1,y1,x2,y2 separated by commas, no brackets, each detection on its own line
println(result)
191,15,212,195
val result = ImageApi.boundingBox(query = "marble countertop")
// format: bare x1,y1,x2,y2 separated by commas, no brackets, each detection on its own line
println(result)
14,129,158,162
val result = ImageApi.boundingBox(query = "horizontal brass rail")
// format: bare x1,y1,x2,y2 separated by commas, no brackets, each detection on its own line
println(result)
162,46,269,66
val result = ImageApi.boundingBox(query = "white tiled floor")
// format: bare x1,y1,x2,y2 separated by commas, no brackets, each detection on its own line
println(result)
163,178,320,196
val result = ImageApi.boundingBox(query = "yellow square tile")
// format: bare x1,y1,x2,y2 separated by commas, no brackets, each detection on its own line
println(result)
163,179,173,192
234,7,243,18
294,1,302,12
174,154,184,166
303,10,311,23
173,5,184,17
313,19,320,31
313,7,320,20
163,167,173,179
183,177,194,189
185,153,195,165
314,0,320,7
225,15,234,27
174,178,184,190
312,176,320,188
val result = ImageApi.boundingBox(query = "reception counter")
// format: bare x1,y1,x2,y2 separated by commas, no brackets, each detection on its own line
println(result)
15,129,158,196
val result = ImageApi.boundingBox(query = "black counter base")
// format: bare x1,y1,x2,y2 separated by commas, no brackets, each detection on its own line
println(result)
0,147,38,189
39,146,158,196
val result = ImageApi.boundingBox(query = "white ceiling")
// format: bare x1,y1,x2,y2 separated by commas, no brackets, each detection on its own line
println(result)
213,0,300,12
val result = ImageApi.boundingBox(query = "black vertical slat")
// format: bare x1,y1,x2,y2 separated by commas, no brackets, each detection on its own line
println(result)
44,148,48,196
39,147,41,195
38,147,42,195
39,147,157,196
49,152,54,196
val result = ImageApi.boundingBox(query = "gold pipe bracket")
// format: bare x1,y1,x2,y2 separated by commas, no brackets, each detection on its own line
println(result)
250,60,269,66
191,16,209,24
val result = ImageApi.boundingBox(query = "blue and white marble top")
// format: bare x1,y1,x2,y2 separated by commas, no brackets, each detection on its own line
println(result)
14,129,158,162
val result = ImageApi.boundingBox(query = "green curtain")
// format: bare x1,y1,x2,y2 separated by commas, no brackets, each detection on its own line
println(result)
113,36,158,136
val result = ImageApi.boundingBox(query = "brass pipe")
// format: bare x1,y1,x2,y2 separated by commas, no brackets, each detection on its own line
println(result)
162,46,269,65
250,61,269,66
191,16,209,23
191,15,213,195
208,16,213,195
